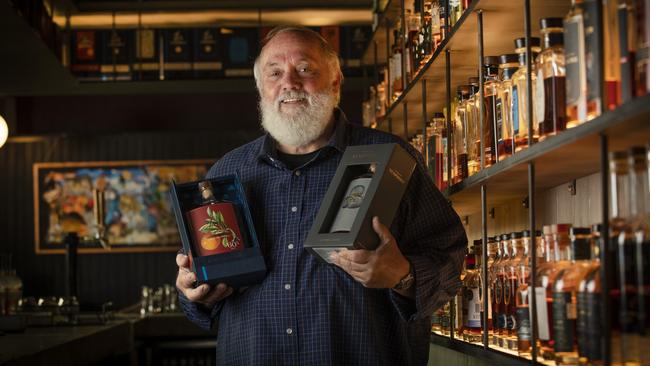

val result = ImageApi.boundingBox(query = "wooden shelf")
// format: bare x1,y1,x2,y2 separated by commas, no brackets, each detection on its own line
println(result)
374,0,571,139
442,93,650,216
430,333,533,366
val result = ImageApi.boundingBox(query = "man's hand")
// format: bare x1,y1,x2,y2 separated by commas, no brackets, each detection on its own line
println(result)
175,253,234,309
329,217,413,297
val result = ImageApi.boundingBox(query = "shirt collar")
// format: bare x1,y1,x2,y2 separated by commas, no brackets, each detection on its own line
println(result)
257,107,350,164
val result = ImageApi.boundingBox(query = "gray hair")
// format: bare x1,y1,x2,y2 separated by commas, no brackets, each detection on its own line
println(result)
253,26,344,104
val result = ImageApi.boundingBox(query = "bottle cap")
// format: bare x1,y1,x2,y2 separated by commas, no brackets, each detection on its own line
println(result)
591,224,602,234
545,33,564,47
432,112,445,119
514,37,541,50
510,231,523,239
543,225,552,235
553,223,571,233
540,17,564,29
570,227,591,236
483,55,499,67
501,233,510,241
499,53,519,65
468,76,479,86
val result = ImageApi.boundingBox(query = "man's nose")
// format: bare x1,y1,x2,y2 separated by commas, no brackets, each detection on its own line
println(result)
281,69,302,91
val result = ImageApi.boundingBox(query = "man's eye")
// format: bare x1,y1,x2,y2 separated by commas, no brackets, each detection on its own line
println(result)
299,67,310,73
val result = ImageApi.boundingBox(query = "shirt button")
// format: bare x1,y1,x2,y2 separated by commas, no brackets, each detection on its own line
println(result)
288,243,294,250
291,206,297,212
286,328,293,335
295,170,301,176
284,284,291,290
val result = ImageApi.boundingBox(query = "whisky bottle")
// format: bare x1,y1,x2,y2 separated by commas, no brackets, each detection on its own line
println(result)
483,56,500,166
535,224,573,360
406,5,421,81
511,37,541,152
466,76,481,176
187,181,246,257
629,147,650,366
637,0,650,96
603,0,621,110
488,236,502,345
536,18,567,141
391,26,404,99
453,85,471,182
497,54,519,162
504,232,526,351
463,241,482,343
516,230,534,356
329,165,375,233
552,227,595,366
564,0,588,128
608,151,630,365
430,1,442,49
485,236,497,338
419,2,432,67
583,0,605,120
455,251,470,338
576,224,603,365
618,0,637,103
427,112,448,190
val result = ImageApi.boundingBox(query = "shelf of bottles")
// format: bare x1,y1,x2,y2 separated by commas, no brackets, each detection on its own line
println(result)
361,0,650,365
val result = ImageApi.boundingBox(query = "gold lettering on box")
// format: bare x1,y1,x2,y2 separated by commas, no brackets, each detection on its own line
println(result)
136,29,155,59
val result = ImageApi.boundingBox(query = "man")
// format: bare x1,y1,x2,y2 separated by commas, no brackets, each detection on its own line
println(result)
176,26,467,365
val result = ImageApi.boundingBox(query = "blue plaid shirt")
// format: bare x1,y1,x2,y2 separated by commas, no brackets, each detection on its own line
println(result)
179,111,467,365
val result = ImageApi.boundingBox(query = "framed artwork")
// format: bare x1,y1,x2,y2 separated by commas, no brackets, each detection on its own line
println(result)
33,160,213,254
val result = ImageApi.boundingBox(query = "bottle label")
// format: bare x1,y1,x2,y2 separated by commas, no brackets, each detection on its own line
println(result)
564,12,587,121
517,307,532,341
187,202,245,257
534,68,545,126
495,97,504,141
465,287,482,327
535,287,550,340
552,291,575,352
584,0,603,106
577,291,589,358
512,86,519,134
584,292,603,361
618,6,632,102
441,137,448,181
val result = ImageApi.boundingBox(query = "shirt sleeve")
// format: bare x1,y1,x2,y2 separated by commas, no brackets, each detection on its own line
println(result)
388,145,467,322
178,291,223,332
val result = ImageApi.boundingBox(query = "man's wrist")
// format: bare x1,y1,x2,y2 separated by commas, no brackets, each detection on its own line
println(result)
392,260,414,291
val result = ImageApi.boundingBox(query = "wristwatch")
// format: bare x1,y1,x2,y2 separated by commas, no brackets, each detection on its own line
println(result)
393,262,415,290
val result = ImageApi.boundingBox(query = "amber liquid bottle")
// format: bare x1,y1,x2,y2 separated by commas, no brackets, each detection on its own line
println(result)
511,37,541,152
564,0,588,128
636,0,650,96
504,232,525,351
497,54,519,161
494,234,511,348
516,230,533,356
536,18,567,141
483,56,500,166
466,76,481,176
576,225,603,365
618,0,637,103
489,236,503,346
454,85,471,182
463,241,483,343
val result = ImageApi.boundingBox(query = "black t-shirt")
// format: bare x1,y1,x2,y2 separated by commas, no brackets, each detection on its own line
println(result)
276,149,320,170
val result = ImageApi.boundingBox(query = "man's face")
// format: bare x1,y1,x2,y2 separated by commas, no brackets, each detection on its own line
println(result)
257,32,341,148
258,32,339,111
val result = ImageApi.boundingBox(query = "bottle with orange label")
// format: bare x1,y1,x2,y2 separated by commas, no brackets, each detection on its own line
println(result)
187,181,246,257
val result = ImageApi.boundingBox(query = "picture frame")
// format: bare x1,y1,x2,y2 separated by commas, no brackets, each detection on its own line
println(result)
33,159,213,254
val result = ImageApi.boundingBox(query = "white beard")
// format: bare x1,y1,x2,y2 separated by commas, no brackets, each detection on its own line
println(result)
260,90,336,148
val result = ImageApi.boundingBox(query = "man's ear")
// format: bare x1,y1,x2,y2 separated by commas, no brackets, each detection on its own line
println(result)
331,72,342,95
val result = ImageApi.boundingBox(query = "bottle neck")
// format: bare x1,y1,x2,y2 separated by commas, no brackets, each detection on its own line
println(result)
611,170,631,219
631,165,649,218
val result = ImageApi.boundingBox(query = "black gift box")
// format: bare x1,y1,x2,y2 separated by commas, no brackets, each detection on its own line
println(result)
163,28,193,80
100,29,133,81
304,143,416,263
192,28,223,79
221,27,257,78
170,175,266,288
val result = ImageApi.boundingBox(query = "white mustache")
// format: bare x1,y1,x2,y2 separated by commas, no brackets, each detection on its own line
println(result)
276,91,311,107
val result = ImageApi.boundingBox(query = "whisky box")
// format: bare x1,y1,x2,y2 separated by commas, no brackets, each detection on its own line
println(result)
304,143,416,263
170,175,267,288
163,28,193,80
132,28,160,81
192,28,223,78
221,27,258,77
100,29,133,81
71,30,102,80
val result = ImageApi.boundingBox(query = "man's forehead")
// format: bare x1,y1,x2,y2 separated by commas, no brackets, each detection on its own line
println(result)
260,34,322,66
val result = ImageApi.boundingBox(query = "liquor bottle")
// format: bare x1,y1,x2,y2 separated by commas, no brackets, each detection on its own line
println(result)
466,76,481,176
618,0,637,103
552,227,595,365
449,0,461,26
497,54,519,161
536,18,567,140
430,1,442,49
463,240,483,343
419,2,432,67
453,85,471,183
489,235,503,345
516,230,534,356
485,236,497,337
329,165,375,233
391,23,404,99
187,181,246,256
535,224,573,360
441,302,451,335
511,37,541,153
504,232,526,351
455,251,471,338
637,0,650,96
564,0,588,128
629,147,650,366
405,5,421,81
483,56,500,166
608,151,630,365
495,233,512,348
576,224,603,365
583,0,605,120
427,112,448,190
603,0,621,110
